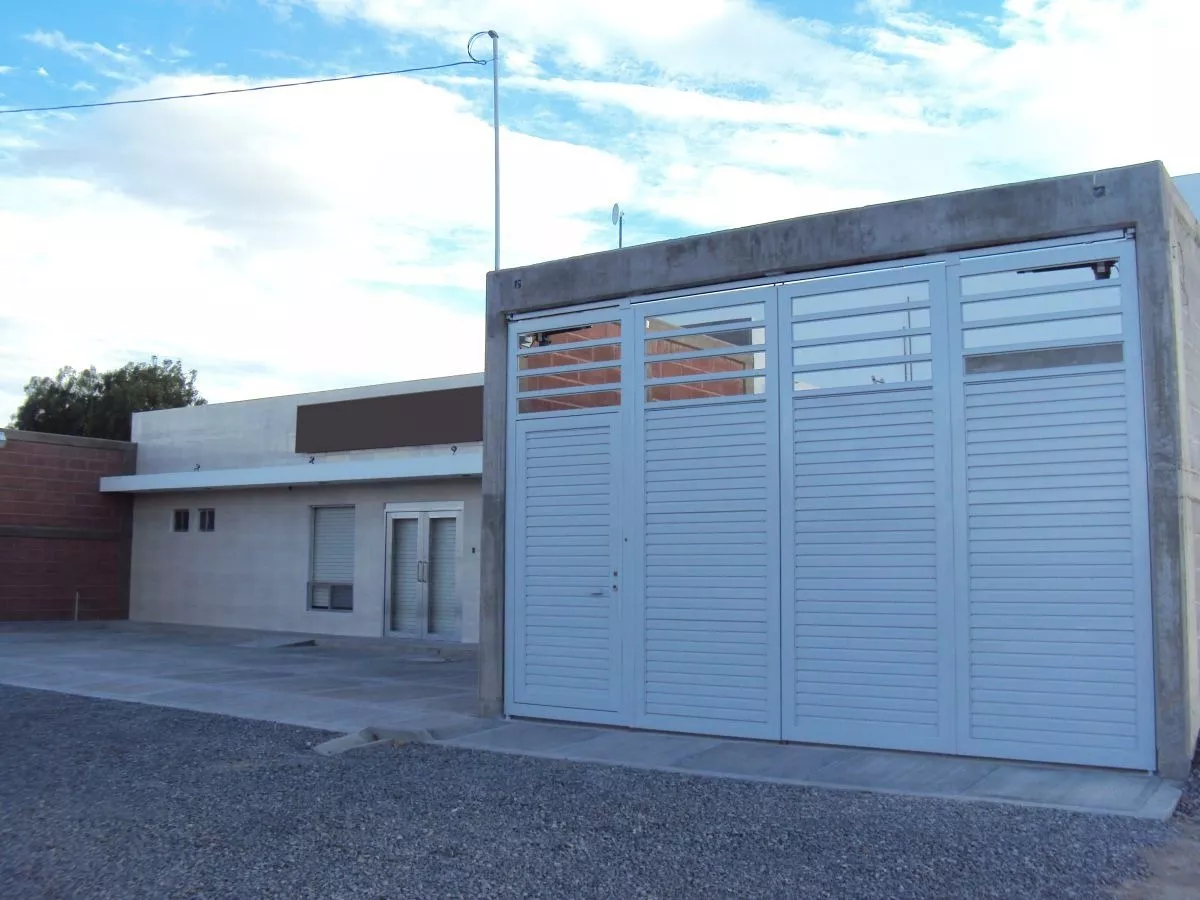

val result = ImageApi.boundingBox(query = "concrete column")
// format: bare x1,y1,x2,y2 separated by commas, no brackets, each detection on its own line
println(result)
1151,177,1200,778
478,273,507,717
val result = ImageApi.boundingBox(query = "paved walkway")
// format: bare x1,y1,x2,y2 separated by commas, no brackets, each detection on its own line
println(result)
0,621,1181,819
439,721,1181,819
0,621,479,735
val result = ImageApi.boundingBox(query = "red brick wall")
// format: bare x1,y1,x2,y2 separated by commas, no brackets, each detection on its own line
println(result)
0,431,136,621
516,321,760,413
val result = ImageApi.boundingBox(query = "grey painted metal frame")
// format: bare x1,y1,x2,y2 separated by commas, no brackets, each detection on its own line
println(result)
383,502,464,642
482,161,1198,778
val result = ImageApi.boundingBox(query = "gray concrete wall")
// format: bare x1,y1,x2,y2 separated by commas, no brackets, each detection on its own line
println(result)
492,164,1160,314
132,373,483,475
479,279,507,716
130,479,482,642
1166,175,1200,771
481,160,1200,777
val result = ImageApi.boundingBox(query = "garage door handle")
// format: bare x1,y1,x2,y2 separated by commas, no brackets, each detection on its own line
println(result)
588,590,604,596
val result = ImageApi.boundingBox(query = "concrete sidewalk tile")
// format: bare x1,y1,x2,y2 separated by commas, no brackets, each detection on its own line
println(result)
140,683,238,702
405,692,479,715
428,718,509,741
965,766,1161,813
73,680,170,698
312,683,466,703
254,675,371,694
1139,781,1184,820
815,750,999,795
561,731,724,768
675,740,848,781
363,711,476,735
0,670,99,690
448,722,605,754
209,692,354,721
164,668,300,685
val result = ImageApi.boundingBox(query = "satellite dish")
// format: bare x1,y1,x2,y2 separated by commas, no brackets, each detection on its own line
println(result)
612,203,621,225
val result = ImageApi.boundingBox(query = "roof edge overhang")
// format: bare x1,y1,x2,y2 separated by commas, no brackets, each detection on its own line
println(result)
99,449,482,494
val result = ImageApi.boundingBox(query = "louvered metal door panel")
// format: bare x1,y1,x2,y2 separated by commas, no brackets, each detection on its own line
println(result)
388,517,420,634
428,517,459,638
638,402,778,738
785,388,953,750
510,415,623,719
951,238,1154,770
959,371,1151,767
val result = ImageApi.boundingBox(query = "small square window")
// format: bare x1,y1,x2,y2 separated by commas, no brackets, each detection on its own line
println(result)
198,509,215,532
172,509,190,532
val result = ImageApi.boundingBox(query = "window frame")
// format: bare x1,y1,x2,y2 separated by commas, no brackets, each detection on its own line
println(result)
172,509,190,533
197,508,215,533
308,504,356,613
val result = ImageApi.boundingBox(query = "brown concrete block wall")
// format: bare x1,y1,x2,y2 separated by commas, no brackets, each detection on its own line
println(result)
0,431,136,621
0,538,127,620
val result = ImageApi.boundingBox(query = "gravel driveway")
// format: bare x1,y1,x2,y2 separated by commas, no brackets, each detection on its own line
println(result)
0,685,1176,899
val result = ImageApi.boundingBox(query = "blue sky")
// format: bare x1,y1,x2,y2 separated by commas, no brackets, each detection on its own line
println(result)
0,0,1195,414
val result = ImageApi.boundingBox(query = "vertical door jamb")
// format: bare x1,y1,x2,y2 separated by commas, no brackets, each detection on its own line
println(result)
938,258,968,755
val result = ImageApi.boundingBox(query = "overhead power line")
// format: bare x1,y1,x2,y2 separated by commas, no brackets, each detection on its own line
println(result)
0,57,486,116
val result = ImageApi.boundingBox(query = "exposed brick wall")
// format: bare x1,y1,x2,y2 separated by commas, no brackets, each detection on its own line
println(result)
0,431,135,621
0,538,126,620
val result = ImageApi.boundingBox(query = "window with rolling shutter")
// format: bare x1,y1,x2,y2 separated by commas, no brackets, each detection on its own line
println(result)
310,505,356,611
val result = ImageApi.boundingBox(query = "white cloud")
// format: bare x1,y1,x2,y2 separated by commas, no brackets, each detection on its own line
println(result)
0,72,634,414
25,30,136,65
70,81,96,92
0,66,13,75
280,0,878,90
35,67,49,77
0,174,485,408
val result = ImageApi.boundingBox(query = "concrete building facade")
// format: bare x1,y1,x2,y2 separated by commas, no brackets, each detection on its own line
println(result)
0,430,136,621
101,375,484,642
481,162,1200,779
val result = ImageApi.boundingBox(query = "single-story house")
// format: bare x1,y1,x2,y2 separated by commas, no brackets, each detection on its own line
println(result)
100,374,484,642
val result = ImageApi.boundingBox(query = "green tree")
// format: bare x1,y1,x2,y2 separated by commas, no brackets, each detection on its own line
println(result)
11,358,206,441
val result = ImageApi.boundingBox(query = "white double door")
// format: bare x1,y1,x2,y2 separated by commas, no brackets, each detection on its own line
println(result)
387,503,461,640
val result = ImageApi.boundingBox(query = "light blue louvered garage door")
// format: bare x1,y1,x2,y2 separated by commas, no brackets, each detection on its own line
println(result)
504,234,1155,771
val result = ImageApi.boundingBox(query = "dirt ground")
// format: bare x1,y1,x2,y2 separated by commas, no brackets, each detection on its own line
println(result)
1114,747,1200,899
1112,823,1200,899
